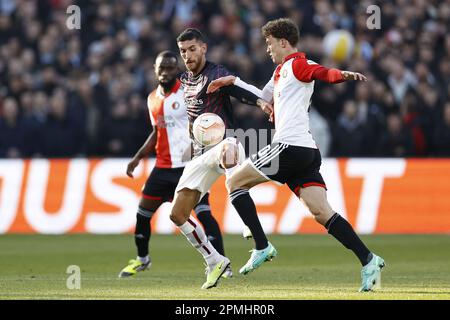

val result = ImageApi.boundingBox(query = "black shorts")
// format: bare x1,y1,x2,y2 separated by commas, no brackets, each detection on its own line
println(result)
142,167,210,205
249,142,326,196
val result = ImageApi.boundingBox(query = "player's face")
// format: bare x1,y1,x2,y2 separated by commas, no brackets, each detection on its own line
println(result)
154,56,178,85
177,39,207,73
265,36,283,64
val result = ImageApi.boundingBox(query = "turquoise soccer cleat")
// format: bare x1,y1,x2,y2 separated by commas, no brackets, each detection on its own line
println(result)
239,242,277,275
201,256,231,289
359,254,385,292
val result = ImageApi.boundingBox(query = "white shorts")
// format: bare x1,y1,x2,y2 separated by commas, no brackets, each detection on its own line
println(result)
175,137,246,201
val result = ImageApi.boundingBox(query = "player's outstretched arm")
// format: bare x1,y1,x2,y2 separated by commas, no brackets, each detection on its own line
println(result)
207,75,236,94
293,58,367,84
126,127,157,178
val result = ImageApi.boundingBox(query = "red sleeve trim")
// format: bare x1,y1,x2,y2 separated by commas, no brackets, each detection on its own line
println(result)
326,68,344,83
311,67,345,83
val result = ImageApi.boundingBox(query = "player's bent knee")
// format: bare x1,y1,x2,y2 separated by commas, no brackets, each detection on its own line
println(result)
220,142,239,169
169,209,182,225
170,201,188,226
170,208,191,226
308,206,333,225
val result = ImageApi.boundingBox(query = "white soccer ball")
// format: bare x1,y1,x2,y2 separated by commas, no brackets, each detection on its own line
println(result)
192,113,226,147
323,29,355,63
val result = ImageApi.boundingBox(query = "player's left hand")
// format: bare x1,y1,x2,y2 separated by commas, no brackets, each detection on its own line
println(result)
207,75,236,93
341,71,367,81
257,98,274,122
126,158,140,178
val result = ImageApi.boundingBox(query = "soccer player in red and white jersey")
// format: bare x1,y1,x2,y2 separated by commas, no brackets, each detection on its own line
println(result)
207,18,385,292
118,51,228,278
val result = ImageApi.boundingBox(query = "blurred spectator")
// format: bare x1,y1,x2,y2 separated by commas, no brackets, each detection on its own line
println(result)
98,99,149,157
330,100,366,157
433,103,450,156
309,107,331,157
377,113,415,157
41,89,85,157
0,98,27,158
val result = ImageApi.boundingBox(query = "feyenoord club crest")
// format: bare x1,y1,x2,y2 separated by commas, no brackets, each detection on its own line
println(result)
172,102,180,110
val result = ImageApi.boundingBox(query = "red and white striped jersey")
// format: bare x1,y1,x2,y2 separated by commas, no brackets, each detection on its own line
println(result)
236,52,344,148
147,80,191,168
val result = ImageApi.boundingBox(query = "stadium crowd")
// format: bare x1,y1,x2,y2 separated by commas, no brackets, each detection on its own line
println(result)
0,0,449,158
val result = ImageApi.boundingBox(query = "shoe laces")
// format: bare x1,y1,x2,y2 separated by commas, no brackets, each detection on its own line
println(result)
246,249,260,263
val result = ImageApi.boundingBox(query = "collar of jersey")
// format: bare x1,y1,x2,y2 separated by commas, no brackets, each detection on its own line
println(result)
282,52,306,64
157,79,181,98
188,61,210,78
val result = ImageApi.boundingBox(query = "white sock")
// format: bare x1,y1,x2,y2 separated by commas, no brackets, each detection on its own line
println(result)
179,216,222,266
137,255,149,264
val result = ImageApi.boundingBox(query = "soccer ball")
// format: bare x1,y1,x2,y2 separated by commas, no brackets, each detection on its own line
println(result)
192,113,225,147
323,29,355,63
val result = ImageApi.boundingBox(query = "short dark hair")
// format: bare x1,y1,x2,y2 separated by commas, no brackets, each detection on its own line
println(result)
261,18,299,46
176,28,206,43
156,50,178,63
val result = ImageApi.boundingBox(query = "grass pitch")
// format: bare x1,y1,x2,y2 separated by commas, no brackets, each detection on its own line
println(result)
0,234,449,300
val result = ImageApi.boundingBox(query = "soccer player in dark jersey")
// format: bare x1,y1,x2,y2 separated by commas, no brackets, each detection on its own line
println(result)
169,28,274,289
118,51,229,278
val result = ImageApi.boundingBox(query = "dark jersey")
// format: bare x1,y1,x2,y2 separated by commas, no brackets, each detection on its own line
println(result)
180,61,260,156
180,61,235,130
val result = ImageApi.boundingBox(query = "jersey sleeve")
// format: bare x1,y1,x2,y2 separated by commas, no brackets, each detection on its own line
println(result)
292,58,344,83
234,77,263,98
233,74,274,103
261,75,274,103
215,64,233,80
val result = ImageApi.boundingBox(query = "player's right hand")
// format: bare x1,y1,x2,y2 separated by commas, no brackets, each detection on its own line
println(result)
126,158,140,178
207,75,236,93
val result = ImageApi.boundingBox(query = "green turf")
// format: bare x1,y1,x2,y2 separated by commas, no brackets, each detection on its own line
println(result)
0,234,449,300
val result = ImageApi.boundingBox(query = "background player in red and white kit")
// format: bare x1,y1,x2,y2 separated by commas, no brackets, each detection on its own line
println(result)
169,29,274,289
208,18,385,292
118,51,227,278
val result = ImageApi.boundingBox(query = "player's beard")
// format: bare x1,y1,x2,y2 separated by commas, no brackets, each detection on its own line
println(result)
160,78,177,92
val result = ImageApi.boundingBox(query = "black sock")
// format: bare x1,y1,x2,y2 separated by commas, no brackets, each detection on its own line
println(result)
135,206,154,258
195,210,225,255
325,213,372,266
230,189,268,250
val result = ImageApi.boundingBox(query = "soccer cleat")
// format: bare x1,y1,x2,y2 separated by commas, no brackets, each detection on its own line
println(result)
118,259,151,278
221,264,233,279
242,225,253,240
201,256,231,289
239,242,277,275
359,254,385,292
